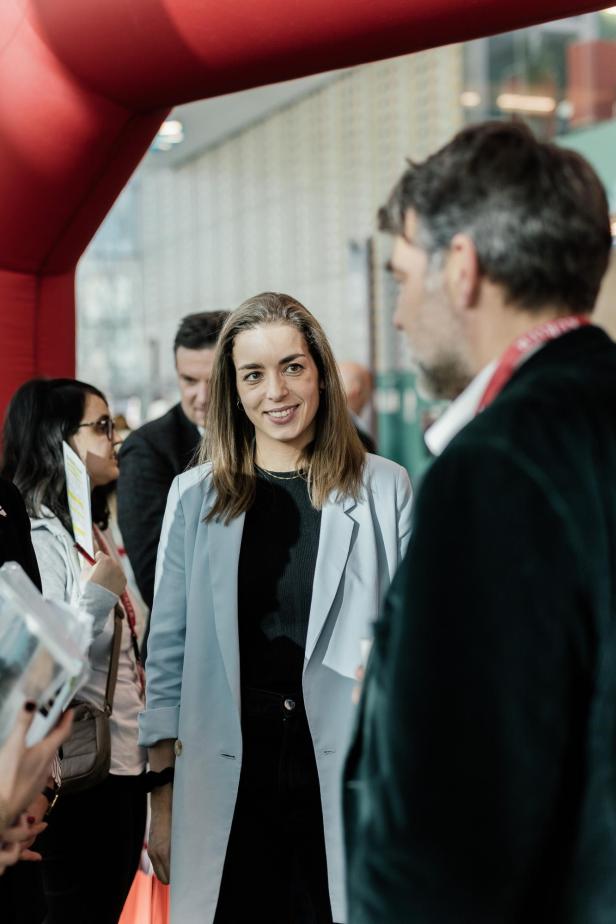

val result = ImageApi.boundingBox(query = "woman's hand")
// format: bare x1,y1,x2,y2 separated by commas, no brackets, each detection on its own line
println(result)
148,785,173,884
0,705,70,827
85,552,127,597
0,814,32,875
18,792,49,860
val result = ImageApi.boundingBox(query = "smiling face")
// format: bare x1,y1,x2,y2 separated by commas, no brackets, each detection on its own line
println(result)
233,322,321,468
70,393,120,488
390,209,472,400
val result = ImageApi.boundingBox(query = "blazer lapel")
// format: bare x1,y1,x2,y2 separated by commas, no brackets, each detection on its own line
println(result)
304,495,357,663
206,508,245,714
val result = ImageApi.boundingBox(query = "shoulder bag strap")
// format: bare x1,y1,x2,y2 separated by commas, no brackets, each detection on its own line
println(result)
103,604,123,716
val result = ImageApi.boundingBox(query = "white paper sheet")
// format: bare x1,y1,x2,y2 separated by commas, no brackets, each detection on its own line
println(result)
62,441,94,558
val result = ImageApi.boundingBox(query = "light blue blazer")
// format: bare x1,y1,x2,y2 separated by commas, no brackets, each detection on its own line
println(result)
139,454,412,923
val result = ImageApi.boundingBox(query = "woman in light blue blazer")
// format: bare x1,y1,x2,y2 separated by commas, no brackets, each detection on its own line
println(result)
139,293,412,924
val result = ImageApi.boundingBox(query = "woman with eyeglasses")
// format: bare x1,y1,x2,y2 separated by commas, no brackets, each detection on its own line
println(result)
140,293,413,924
1,378,146,924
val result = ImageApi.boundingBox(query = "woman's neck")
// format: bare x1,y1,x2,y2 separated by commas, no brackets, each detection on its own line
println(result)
255,441,304,473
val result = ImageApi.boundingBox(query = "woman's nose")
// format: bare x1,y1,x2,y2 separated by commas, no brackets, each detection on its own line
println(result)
265,374,289,401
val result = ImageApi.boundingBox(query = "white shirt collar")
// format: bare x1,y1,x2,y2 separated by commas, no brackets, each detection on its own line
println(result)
424,361,497,457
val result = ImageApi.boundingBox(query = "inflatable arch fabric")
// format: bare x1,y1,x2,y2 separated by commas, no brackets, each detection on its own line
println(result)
0,0,604,412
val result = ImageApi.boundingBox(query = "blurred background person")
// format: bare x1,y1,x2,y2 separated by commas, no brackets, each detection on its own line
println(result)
117,310,229,629
0,473,60,922
139,293,411,923
338,361,376,453
3,379,146,924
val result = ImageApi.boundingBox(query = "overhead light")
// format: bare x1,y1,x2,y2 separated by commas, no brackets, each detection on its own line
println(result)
497,93,556,114
152,119,184,152
460,91,481,108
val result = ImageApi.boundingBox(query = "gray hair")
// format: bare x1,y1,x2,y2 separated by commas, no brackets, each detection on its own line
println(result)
379,121,612,313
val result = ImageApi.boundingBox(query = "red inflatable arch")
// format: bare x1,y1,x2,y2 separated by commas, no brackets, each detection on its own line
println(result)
0,0,605,413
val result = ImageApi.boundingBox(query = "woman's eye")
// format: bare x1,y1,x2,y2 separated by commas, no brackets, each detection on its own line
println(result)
285,364,303,374
244,372,261,382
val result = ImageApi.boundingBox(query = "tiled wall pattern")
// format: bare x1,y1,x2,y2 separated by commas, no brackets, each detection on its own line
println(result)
130,46,463,401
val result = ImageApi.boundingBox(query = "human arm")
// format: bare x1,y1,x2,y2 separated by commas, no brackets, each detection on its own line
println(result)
347,442,587,923
117,432,174,609
2,479,42,589
139,477,188,882
147,739,176,884
31,528,123,638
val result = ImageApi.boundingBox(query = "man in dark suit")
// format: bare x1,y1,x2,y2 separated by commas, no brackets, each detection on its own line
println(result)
344,121,616,923
117,311,228,616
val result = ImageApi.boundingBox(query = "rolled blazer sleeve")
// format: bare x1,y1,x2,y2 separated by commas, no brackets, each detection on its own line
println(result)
139,476,187,746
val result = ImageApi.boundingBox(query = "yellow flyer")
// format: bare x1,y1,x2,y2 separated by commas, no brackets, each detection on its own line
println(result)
62,441,94,558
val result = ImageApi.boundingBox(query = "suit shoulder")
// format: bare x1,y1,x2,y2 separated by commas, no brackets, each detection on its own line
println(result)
121,405,181,449
174,462,213,499
363,452,409,487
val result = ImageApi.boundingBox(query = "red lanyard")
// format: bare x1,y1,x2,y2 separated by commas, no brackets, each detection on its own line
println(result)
476,315,590,414
92,526,145,696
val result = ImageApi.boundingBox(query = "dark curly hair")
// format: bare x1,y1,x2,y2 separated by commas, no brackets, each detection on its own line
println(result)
2,378,112,535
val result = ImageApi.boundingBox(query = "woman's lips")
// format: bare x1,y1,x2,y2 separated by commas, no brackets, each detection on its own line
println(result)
264,405,299,425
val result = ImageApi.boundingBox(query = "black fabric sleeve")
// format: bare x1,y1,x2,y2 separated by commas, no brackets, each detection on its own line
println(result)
0,479,42,590
117,433,174,609
347,440,590,923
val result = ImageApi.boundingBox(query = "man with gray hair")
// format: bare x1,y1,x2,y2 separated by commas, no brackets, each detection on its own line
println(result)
344,121,616,922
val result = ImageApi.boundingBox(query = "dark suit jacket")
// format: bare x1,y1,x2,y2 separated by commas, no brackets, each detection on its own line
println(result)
345,325,616,923
0,477,41,589
117,403,200,610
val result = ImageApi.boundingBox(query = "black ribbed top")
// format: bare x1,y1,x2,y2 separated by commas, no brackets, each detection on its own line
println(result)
237,469,322,694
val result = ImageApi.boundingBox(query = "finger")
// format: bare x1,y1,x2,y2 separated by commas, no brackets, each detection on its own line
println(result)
148,851,170,885
4,701,36,752
44,708,74,750
0,841,22,866
20,848,43,862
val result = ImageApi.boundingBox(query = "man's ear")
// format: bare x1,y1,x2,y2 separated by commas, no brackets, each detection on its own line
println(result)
445,233,480,312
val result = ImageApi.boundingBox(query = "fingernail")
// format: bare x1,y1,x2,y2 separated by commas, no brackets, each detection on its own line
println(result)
24,701,36,713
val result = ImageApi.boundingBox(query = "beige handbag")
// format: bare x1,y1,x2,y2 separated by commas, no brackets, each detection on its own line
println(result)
60,605,123,794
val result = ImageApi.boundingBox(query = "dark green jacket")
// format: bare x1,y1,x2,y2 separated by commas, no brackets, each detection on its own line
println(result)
345,325,616,923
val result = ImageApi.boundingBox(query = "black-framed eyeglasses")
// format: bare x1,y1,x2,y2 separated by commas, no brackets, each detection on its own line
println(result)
76,415,116,441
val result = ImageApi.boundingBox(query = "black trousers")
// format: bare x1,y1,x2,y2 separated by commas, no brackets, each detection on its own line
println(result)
37,773,146,924
214,688,336,924
0,861,46,924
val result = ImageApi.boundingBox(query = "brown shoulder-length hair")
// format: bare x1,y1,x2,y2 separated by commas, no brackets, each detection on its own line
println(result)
200,292,366,523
